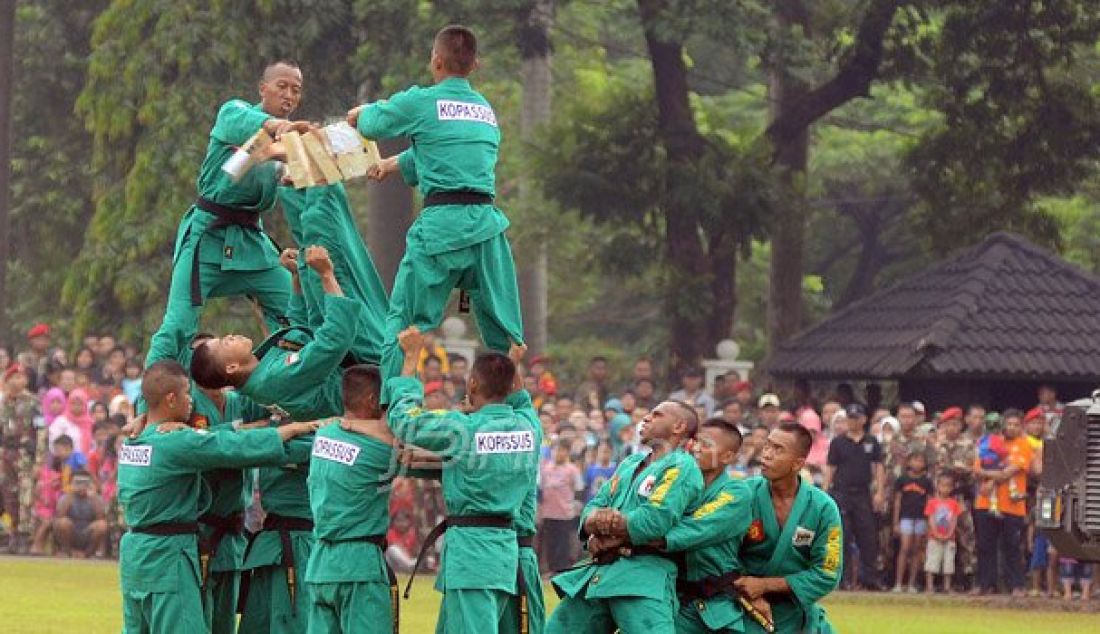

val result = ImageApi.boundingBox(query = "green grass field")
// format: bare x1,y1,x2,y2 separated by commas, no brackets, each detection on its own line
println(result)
1,557,1095,633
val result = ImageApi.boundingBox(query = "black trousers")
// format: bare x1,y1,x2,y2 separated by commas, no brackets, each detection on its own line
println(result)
835,489,879,588
974,510,1026,592
540,517,580,573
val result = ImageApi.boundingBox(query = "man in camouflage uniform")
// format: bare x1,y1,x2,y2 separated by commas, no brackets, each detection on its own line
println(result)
880,403,937,582
0,365,44,553
934,407,978,583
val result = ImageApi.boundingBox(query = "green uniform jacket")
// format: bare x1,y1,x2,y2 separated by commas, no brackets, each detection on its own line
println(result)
552,448,705,601
244,436,314,571
180,99,281,273
356,78,509,255
117,425,287,594
192,389,270,572
386,376,538,593
739,477,842,634
305,423,395,584
278,183,389,363
242,294,362,421
665,472,753,632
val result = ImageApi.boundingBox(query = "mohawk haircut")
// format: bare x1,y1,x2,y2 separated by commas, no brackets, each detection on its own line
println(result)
261,59,301,81
777,422,813,458
342,364,382,415
143,359,190,409
668,400,700,439
189,341,233,390
434,25,478,75
471,352,515,400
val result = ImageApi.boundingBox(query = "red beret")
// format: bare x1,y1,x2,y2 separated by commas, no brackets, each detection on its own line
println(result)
940,406,963,422
734,380,753,393
1024,407,1044,423
530,355,549,366
26,323,50,339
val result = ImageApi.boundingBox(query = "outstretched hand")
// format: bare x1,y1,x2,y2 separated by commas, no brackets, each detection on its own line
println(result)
367,155,400,182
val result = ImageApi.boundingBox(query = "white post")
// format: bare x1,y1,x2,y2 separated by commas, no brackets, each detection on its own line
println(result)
702,339,754,396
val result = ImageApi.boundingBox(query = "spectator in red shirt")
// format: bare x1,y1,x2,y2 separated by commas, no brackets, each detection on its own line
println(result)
924,474,963,593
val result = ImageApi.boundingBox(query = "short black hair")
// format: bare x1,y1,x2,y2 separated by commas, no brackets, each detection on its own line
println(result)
590,356,608,364
190,341,231,390
434,25,478,75
424,354,442,367
1003,408,1024,421
191,332,215,349
54,434,74,448
777,422,813,458
143,359,190,408
701,417,743,448
108,413,128,428
668,400,700,439
471,352,515,400
342,364,382,414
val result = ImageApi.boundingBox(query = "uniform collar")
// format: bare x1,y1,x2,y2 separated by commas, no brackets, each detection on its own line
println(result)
439,76,471,88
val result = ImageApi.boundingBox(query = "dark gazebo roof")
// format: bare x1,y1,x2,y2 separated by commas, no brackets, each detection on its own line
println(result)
768,232,1100,381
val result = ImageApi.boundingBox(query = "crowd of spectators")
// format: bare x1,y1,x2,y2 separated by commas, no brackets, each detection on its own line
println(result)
1,323,1096,602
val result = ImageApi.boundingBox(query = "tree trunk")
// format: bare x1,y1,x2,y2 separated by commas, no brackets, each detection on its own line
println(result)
516,0,554,355
638,0,711,372
365,137,414,292
765,5,811,357
0,0,14,341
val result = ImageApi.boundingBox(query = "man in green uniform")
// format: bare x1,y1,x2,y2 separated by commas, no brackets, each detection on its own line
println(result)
187,357,274,634
305,364,400,633
278,183,389,365
347,25,524,399
663,418,756,634
189,246,361,421
116,360,315,633
386,327,538,633
546,401,705,634
735,423,843,634
147,61,312,366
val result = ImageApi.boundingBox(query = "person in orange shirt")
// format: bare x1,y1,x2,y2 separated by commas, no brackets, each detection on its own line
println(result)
972,409,1032,596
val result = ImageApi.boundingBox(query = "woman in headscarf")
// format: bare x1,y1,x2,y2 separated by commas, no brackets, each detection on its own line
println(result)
49,389,94,456
41,387,67,430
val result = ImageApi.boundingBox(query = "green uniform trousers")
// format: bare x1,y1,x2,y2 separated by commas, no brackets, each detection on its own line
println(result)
675,602,742,634
381,233,522,393
203,570,240,634
433,588,512,634
122,586,207,634
545,592,679,634
497,547,545,634
238,564,311,634
148,248,291,366
307,581,393,634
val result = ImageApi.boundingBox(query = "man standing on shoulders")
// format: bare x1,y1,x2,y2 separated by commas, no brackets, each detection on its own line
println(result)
737,423,844,633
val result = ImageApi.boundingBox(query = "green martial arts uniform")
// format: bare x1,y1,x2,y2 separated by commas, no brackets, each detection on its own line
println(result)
666,473,753,634
305,423,397,634
355,79,523,400
148,99,291,366
241,294,363,422
117,423,288,634
502,387,546,634
547,448,705,634
192,389,271,634
387,376,539,634
739,477,843,634
238,436,315,634
278,183,389,365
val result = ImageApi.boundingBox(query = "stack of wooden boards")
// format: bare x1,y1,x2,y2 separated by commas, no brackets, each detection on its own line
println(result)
224,122,383,189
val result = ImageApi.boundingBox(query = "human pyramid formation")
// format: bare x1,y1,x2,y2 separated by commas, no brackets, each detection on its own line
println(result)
117,24,842,634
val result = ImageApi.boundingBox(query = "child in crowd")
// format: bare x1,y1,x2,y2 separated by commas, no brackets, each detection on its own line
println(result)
924,473,963,593
893,451,932,593
1059,557,1093,603
583,442,616,502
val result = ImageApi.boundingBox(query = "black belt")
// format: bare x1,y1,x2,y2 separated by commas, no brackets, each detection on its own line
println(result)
237,513,314,616
198,513,244,592
189,196,280,307
423,191,493,207
130,522,199,536
678,571,742,600
678,571,776,632
517,535,534,548
322,533,399,633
